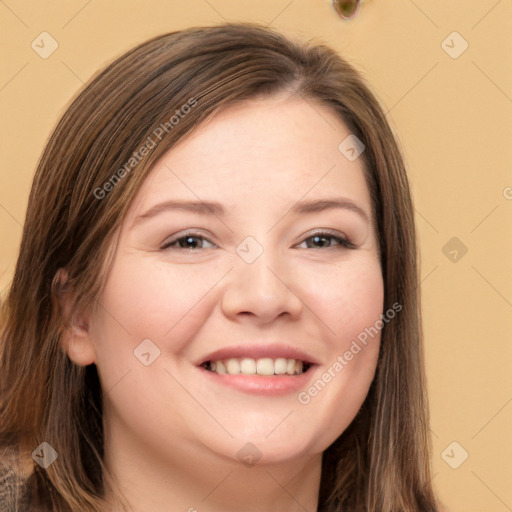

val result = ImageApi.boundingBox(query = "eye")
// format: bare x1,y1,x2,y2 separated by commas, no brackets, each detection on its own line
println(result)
297,230,356,250
161,230,356,251
161,232,216,250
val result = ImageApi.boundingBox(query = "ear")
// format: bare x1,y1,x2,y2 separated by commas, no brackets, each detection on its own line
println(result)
54,267,97,366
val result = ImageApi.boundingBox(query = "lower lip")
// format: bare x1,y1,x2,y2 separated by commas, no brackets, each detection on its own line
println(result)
197,365,317,396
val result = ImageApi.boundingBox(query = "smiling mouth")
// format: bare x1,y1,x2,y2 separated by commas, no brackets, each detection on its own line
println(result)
201,357,312,376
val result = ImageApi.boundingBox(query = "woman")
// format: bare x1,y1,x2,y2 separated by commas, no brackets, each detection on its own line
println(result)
0,22,442,511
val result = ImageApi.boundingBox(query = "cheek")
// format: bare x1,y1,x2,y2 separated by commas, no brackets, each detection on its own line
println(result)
298,255,384,342
293,256,384,449
91,254,227,361
88,255,227,415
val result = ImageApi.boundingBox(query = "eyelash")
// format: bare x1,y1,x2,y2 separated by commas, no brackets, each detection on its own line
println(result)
161,230,356,251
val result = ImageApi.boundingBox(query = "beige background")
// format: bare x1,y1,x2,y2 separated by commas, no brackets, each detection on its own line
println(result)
1,1,511,510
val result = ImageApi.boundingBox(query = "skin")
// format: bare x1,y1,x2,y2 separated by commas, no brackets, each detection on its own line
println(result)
63,93,384,512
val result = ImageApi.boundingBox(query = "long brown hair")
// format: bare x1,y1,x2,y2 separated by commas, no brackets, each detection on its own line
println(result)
0,22,440,511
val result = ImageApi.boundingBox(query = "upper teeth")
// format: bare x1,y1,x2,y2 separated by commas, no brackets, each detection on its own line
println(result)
206,357,306,376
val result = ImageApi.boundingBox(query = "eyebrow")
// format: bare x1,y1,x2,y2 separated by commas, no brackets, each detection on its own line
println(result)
132,197,370,227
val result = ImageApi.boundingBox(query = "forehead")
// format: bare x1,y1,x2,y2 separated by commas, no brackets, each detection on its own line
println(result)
124,95,372,225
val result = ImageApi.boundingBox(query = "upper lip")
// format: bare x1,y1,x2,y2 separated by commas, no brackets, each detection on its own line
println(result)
196,343,320,366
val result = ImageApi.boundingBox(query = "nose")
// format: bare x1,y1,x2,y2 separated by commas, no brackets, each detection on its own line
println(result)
220,248,303,324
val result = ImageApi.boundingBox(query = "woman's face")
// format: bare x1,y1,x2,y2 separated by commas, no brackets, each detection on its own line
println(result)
78,94,384,467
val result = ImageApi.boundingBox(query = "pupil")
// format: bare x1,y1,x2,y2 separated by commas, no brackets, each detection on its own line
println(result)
312,235,328,248
182,236,199,248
